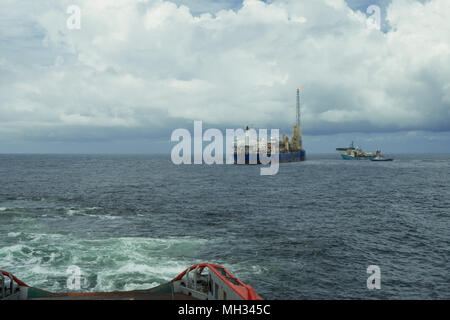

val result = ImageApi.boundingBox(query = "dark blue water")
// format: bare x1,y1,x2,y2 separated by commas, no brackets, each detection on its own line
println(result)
1,154,449,299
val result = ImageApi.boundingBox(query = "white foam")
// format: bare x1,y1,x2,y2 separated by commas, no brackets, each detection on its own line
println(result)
66,209,77,216
98,215,118,220
28,233,65,242
29,265,67,277
7,232,21,237
65,207,109,219
0,243,29,254
85,207,102,211
0,234,215,293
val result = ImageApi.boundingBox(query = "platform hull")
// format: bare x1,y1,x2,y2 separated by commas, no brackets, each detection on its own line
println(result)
234,150,306,164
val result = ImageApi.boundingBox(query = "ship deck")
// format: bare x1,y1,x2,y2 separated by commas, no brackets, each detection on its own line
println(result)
30,292,197,300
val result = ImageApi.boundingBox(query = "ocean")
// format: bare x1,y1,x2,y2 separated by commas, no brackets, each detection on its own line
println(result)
1,154,449,299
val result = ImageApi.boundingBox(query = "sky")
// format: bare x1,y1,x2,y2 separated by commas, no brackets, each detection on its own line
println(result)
0,0,449,154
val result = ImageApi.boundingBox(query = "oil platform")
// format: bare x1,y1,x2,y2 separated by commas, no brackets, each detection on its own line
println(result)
233,87,306,164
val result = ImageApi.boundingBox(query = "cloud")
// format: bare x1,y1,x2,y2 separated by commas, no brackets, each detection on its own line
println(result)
0,0,449,144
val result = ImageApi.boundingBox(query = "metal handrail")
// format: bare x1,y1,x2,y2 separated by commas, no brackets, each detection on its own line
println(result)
0,270,28,300
0,273,5,298
0,273,14,299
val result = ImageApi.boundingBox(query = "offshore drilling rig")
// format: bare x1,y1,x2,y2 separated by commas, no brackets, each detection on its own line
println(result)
292,86,303,151
233,86,306,164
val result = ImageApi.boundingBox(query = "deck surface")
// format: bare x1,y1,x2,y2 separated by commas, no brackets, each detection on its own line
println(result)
31,292,197,300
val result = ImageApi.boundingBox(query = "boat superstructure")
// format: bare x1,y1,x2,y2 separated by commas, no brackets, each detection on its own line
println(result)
1,264,262,300
336,142,378,160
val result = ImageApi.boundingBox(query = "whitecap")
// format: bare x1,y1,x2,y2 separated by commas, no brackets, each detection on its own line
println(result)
66,209,80,216
65,207,103,217
7,232,21,237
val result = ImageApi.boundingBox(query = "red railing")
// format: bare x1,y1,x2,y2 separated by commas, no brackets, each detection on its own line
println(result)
172,263,262,300
0,270,29,287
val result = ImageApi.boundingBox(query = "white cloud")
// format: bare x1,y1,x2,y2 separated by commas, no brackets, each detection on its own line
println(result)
0,0,449,143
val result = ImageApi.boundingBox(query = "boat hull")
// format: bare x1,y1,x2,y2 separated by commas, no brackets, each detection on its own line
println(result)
370,158,393,161
341,154,376,160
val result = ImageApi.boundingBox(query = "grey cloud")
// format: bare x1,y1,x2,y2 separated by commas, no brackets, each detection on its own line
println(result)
0,0,449,146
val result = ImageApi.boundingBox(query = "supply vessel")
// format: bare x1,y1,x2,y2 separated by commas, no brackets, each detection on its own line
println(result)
336,142,378,160
1,263,262,300
233,87,306,164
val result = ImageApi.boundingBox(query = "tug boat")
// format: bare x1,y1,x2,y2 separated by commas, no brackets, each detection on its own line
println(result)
370,154,393,161
0,263,262,300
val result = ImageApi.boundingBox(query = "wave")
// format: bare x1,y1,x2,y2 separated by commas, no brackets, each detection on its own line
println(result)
65,207,119,220
65,207,102,216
